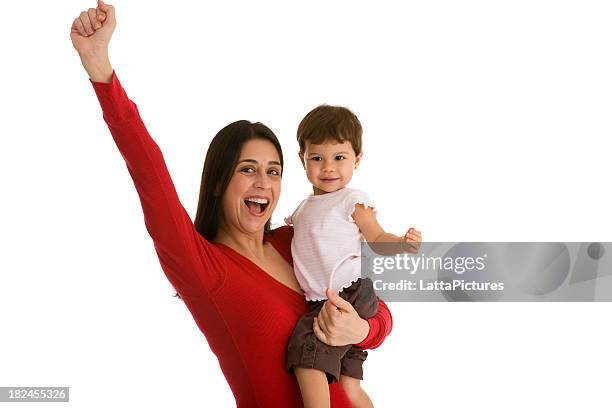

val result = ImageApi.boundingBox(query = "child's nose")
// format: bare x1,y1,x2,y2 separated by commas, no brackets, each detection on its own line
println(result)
322,161,335,172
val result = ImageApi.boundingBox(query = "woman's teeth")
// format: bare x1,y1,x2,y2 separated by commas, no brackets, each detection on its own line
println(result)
244,197,269,214
245,197,269,204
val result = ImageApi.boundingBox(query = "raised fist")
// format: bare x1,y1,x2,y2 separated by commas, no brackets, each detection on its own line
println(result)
70,0,116,58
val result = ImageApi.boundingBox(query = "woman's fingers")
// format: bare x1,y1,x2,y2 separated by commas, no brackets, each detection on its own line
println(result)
88,8,102,30
325,288,353,313
79,11,94,35
313,318,328,344
317,305,330,332
72,17,87,36
318,297,343,335
97,0,112,12
71,18,79,33
315,312,330,336
73,7,106,38
323,298,341,321
97,0,116,24
96,8,107,24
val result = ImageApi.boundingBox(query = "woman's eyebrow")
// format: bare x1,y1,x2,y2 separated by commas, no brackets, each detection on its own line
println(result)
238,159,281,166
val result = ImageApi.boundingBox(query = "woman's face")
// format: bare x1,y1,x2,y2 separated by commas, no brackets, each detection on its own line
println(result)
220,139,282,236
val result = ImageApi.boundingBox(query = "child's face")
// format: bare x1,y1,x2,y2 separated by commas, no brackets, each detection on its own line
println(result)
300,140,362,195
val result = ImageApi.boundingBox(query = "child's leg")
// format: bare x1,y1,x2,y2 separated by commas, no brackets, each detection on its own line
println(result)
294,367,330,408
340,375,374,408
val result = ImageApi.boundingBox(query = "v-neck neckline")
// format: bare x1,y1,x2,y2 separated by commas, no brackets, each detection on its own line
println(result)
214,239,305,302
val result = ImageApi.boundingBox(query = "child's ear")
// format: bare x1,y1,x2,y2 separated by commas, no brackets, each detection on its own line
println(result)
299,152,305,168
354,150,363,169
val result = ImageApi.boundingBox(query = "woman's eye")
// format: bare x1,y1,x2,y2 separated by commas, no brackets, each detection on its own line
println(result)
240,167,255,174
268,169,281,176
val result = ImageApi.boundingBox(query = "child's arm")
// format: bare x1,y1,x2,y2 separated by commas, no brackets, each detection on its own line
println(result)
352,204,422,253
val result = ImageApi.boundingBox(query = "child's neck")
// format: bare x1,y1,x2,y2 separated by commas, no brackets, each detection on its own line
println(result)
313,186,346,196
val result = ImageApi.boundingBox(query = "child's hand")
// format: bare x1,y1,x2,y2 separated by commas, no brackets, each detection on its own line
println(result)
404,227,422,253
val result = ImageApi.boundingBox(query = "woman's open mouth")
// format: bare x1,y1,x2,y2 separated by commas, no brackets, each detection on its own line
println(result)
244,197,269,216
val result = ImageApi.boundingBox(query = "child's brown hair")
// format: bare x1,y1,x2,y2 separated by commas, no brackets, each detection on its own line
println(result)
297,104,362,156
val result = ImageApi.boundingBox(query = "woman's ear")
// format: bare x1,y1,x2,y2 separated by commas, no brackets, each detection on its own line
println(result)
355,150,363,169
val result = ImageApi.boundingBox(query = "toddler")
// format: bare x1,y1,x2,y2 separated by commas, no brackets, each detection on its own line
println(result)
285,105,421,408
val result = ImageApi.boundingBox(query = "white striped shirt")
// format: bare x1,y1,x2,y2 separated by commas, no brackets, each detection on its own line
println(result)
286,187,375,301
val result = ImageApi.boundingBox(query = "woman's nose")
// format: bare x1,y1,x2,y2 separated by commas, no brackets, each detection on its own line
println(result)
253,173,271,189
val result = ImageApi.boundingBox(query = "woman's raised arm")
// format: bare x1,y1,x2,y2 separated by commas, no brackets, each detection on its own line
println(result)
70,1,226,297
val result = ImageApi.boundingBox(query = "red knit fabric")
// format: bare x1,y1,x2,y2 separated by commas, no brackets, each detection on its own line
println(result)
90,72,393,408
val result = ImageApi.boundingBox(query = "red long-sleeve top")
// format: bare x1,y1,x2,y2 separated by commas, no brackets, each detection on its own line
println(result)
91,72,393,408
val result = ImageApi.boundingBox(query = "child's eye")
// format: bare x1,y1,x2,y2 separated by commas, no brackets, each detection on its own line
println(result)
310,156,322,161
335,155,346,160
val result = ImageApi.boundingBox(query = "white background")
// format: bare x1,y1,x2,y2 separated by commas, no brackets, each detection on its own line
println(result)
1,0,611,407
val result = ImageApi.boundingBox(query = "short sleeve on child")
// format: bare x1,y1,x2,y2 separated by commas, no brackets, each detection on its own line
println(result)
285,198,307,226
344,189,376,223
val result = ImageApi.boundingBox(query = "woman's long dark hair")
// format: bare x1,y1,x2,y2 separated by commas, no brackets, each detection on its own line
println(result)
194,120,284,242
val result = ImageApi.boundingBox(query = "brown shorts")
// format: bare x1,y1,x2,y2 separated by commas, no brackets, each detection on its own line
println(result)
286,278,379,383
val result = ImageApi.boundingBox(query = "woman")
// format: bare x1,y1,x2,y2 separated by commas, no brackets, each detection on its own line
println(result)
70,2,392,406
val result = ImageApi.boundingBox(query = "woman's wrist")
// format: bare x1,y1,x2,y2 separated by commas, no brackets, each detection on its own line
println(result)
79,51,113,83
355,316,371,344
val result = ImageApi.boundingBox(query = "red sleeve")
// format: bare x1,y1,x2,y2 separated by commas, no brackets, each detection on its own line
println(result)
354,300,393,350
90,71,224,297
